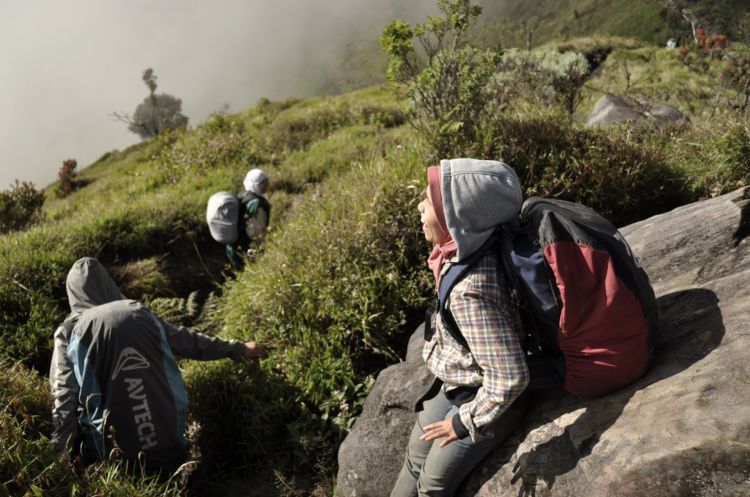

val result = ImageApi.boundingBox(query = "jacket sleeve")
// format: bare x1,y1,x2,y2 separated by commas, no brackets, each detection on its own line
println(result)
49,325,80,454
161,319,246,361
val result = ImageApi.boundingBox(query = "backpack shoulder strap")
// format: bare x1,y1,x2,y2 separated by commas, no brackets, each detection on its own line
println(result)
437,235,499,350
238,191,271,218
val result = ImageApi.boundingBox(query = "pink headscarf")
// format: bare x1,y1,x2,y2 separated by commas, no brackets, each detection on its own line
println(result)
426,165,457,287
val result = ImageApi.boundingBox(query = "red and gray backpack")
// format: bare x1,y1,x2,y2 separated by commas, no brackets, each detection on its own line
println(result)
438,197,658,398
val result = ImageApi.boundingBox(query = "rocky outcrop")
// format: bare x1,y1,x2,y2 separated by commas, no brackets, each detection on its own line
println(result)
336,327,434,496
585,93,688,128
336,187,750,497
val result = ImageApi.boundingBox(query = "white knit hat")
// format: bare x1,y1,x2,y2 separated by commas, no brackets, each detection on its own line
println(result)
243,168,268,195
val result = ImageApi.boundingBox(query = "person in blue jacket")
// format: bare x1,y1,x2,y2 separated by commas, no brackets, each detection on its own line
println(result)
49,257,265,471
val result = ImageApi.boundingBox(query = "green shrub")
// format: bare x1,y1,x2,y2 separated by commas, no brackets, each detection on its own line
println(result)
721,52,750,113
0,180,45,234
149,291,202,328
278,125,410,188
1,360,51,433
354,104,406,128
500,49,591,116
0,288,62,371
675,42,713,74
381,0,502,158
157,115,259,184
708,121,750,192
110,257,173,301
489,116,687,226
184,360,304,471
0,360,73,497
262,102,355,153
550,36,643,71
670,119,750,196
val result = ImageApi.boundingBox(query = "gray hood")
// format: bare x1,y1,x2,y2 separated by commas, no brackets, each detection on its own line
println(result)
441,158,523,261
66,257,125,318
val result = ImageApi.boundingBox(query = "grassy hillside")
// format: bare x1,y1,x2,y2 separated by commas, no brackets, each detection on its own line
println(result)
2,16,750,497
0,86,430,495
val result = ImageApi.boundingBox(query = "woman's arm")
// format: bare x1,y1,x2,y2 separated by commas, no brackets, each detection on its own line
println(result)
451,256,529,441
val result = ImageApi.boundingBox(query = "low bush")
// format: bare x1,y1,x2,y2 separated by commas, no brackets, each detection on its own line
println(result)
184,360,304,473
668,119,750,197
262,101,355,153
0,287,62,372
381,0,502,159
551,36,643,72
1,360,74,496
157,115,259,184
56,159,79,198
0,180,45,234
110,257,173,301
707,121,750,192
488,115,688,226
278,125,410,188
500,49,591,116
721,52,750,113
149,291,203,328
354,103,406,128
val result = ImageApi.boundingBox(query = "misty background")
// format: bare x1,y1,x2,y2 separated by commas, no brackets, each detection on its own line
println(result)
0,0,438,190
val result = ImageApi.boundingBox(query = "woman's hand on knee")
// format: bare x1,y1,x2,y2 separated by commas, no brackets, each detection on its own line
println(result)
420,419,458,448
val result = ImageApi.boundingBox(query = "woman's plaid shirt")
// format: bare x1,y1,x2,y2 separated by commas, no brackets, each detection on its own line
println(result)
423,251,529,442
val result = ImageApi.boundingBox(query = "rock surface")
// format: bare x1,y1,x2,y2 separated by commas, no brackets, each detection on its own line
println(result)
585,93,688,128
336,187,750,497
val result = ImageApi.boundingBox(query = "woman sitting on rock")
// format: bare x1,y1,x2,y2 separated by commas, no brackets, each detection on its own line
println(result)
390,159,530,497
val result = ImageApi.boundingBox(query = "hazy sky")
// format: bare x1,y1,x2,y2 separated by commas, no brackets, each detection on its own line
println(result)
0,0,436,190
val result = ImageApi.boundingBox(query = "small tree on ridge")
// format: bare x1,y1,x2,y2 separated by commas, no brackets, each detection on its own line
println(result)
114,68,189,140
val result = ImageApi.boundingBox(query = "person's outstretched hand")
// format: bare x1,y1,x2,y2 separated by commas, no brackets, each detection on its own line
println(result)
243,341,267,359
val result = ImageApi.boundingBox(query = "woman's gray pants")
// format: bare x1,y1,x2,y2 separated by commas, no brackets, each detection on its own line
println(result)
390,389,526,497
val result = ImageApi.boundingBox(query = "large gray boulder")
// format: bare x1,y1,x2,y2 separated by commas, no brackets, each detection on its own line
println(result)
336,326,435,496
337,187,750,497
585,93,688,128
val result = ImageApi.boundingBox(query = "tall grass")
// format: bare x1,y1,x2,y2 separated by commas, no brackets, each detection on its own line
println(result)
0,360,184,496
183,142,433,484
